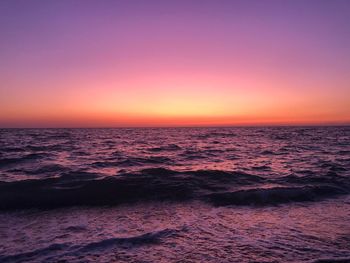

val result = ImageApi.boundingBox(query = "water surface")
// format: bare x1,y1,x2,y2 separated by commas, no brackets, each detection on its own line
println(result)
0,127,349,262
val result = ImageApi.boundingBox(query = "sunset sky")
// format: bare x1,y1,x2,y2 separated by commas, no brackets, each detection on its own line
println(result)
0,0,349,127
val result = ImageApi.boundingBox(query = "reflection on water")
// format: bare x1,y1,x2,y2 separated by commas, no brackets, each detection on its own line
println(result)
0,127,349,180
0,198,349,262
0,127,349,262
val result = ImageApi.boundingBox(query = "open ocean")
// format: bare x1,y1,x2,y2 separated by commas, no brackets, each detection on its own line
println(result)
0,127,349,262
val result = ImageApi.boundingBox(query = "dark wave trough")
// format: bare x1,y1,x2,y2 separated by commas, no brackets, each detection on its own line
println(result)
1,167,349,210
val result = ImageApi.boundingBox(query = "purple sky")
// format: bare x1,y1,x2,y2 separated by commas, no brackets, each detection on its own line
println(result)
0,0,349,127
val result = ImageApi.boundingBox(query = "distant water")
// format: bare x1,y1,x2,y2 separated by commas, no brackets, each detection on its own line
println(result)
0,127,349,262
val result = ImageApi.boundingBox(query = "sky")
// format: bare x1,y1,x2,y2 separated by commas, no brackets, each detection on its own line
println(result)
0,0,349,127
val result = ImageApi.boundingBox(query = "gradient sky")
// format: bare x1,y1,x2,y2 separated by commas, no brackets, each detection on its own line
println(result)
0,0,349,127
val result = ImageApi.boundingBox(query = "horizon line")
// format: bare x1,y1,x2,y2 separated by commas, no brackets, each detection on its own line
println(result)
1,123,350,129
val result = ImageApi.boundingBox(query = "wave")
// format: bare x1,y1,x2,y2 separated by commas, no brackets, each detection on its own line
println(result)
195,131,237,139
252,165,271,171
79,228,179,251
92,156,173,168
0,167,348,210
147,144,181,152
26,144,65,152
1,146,26,153
280,172,349,186
24,164,70,175
0,243,69,263
64,225,87,232
312,258,350,263
260,150,283,155
47,132,72,140
0,228,180,262
0,153,47,168
0,168,264,210
205,185,348,206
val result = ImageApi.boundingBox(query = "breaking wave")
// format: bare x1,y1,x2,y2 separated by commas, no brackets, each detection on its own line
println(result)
206,185,348,206
0,167,348,210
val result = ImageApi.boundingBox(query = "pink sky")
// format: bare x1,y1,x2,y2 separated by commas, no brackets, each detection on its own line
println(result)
0,0,349,127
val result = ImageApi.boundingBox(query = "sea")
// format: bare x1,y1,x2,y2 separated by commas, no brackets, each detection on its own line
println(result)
0,127,349,262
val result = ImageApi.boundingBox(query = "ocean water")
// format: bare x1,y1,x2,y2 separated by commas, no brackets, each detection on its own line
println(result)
0,127,349,262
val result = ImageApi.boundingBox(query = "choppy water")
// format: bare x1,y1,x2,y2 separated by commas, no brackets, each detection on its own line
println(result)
0,127,349,262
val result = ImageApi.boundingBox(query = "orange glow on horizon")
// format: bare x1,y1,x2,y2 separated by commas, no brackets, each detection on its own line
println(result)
1,1,349,127
1,70,349,127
